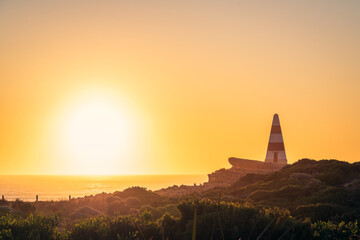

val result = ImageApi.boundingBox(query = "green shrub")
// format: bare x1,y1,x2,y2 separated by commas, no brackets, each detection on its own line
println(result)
316,171,345,186
125,197,141,209
312,220,359,240
293,203,347,222
11,199,36,217
0,214,60,240
70,206,103,220
68,216,138,240
177,198,312,240
106,200,128,216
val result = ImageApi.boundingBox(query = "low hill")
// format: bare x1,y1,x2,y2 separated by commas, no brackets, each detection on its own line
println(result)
1,159,360,239
214,159,360,222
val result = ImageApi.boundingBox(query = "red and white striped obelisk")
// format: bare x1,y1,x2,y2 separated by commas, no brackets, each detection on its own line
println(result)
265,114,287,164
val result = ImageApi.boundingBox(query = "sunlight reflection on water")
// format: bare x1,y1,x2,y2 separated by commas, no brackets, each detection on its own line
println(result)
0,175,207,201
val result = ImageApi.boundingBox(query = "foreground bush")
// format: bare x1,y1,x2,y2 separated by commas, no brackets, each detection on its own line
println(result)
64,199,312,239
177,199,312,240
0,214,60,240
312,221,359,240
68,217,139,240
1,199,359,239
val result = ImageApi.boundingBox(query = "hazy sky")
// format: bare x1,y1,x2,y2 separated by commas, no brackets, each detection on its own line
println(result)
0,0,359,174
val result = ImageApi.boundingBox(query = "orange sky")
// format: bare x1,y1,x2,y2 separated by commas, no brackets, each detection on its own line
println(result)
0,1,359,175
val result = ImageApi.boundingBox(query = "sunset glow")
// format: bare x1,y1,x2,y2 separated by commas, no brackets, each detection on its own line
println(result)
0,0,359,175
1,2,360,238
59,93,134,174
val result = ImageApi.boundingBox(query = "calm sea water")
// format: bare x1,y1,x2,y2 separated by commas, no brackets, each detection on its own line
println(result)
0,175,207,202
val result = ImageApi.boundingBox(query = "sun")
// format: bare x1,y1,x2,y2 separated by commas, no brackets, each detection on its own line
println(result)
60,92,134,174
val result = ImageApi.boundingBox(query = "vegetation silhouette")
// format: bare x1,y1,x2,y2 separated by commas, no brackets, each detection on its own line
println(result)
1,159,360,239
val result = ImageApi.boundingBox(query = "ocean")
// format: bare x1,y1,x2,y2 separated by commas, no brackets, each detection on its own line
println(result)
0,175,207,202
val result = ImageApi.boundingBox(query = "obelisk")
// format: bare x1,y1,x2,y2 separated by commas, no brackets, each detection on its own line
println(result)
265,114,287,164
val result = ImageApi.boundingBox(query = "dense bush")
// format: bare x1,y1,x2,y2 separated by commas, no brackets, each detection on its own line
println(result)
105,200,128,215
177,198,312,240
312,221,359,240
67,217,139,240
64,198,313,239
224,159,360,222
125,197,141,209
0,214,60,240
113,187,165,207
1,199,360,239
232,173,266,188
1,159,360,239
293,203,348,222
0,206,12,216
11,199,36,217
69,206,103,220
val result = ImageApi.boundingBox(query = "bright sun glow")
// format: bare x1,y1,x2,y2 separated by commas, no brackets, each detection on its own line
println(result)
60,92,134,175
